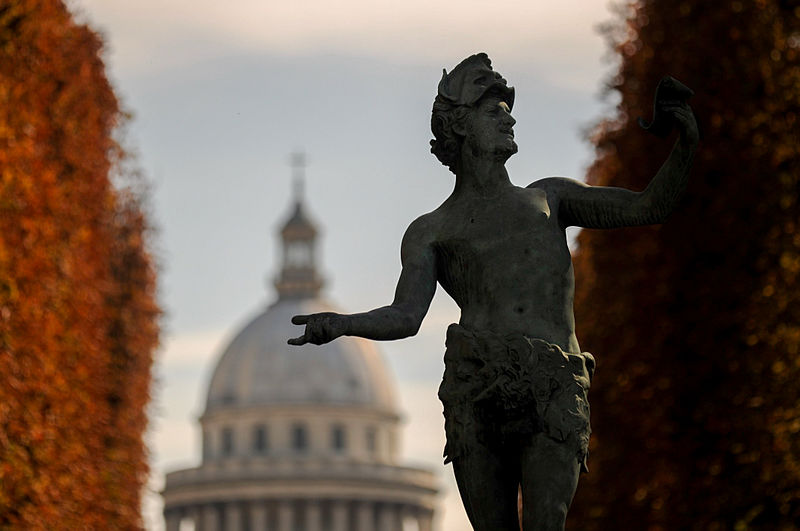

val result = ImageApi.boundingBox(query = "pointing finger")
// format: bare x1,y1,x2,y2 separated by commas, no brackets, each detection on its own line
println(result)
288,335,307,346
292,315,309,325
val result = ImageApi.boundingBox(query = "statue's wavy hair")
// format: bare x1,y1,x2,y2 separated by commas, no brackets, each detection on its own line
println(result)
430,99,470,174
429,53,514,174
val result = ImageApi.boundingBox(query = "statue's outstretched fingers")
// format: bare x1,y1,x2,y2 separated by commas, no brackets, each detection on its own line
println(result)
292,314,310,325
288,335,307,346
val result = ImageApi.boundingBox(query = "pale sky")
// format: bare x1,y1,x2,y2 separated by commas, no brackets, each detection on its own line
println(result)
68,1,617,529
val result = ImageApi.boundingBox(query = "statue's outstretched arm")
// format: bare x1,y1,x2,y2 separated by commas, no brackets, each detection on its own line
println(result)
289,218,436,346
532,102,699,230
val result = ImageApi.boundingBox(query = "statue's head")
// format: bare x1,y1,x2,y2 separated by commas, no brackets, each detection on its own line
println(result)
430,53,516,173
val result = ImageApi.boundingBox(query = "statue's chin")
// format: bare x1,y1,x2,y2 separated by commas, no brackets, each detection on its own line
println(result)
467,141,518,163
495,142,518,162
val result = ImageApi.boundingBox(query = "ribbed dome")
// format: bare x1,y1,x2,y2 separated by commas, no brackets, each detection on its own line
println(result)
205,297,398,414
164,163,439,531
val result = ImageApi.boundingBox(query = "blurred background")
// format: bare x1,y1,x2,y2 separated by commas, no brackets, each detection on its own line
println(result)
1,0,797,530
70,1,611,530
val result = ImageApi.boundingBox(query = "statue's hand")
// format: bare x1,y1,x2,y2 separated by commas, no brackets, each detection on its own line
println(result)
288,312,349,346
662,102,700,146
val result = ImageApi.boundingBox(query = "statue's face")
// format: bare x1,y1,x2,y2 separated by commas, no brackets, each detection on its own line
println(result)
464,96,518,161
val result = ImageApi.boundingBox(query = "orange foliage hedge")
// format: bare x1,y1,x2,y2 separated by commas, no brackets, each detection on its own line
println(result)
0,1,159,528
569,1,800,529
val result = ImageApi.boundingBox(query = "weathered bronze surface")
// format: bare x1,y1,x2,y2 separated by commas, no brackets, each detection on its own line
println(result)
290,53,698,530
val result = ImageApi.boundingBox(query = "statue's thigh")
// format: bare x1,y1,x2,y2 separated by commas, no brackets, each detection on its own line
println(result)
520,433,581,531
451,441,521,531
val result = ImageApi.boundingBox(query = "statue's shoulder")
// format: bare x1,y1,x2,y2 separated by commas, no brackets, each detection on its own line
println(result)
526,176,574,192
400,211,440,263
405,211,439,243
526,176,585,203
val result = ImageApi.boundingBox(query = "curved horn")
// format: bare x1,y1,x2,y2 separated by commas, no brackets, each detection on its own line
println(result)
437,68,455,102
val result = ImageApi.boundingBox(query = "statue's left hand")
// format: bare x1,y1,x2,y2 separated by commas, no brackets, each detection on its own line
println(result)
288,312,349,346
662,102,700,145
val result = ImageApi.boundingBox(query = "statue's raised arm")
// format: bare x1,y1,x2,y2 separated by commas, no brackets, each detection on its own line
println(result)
531,76,699,230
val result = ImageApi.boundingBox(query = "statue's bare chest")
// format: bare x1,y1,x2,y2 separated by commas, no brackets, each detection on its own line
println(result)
437,187,555,247
430,187,569,304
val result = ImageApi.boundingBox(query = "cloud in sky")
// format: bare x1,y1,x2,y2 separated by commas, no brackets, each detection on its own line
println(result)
72,0,610,89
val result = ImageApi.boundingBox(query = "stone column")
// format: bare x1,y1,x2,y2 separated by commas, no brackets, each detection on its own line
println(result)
250,501,267,531
356,501,373,531
202,505,219,531
392,506,404,531
331,500,349,531
306,500,322,531
377,504,394,531
225,503,243,531
418,509,434,531
186,507,201,531
278,500,293,531
164,509,181,531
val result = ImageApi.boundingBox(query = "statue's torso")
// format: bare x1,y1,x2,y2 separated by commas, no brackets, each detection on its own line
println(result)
427,185,580,353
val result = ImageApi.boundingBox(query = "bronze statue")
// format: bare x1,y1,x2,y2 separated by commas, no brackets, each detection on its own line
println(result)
289,53,698,530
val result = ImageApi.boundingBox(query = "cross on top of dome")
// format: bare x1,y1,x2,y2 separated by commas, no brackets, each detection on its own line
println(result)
275,151,324,299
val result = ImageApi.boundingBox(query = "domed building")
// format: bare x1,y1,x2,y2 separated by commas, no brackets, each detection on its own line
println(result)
162,167,438,531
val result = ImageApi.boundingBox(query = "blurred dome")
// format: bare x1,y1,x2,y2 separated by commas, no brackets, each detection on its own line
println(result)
205,297,398,414
163,155,437,531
